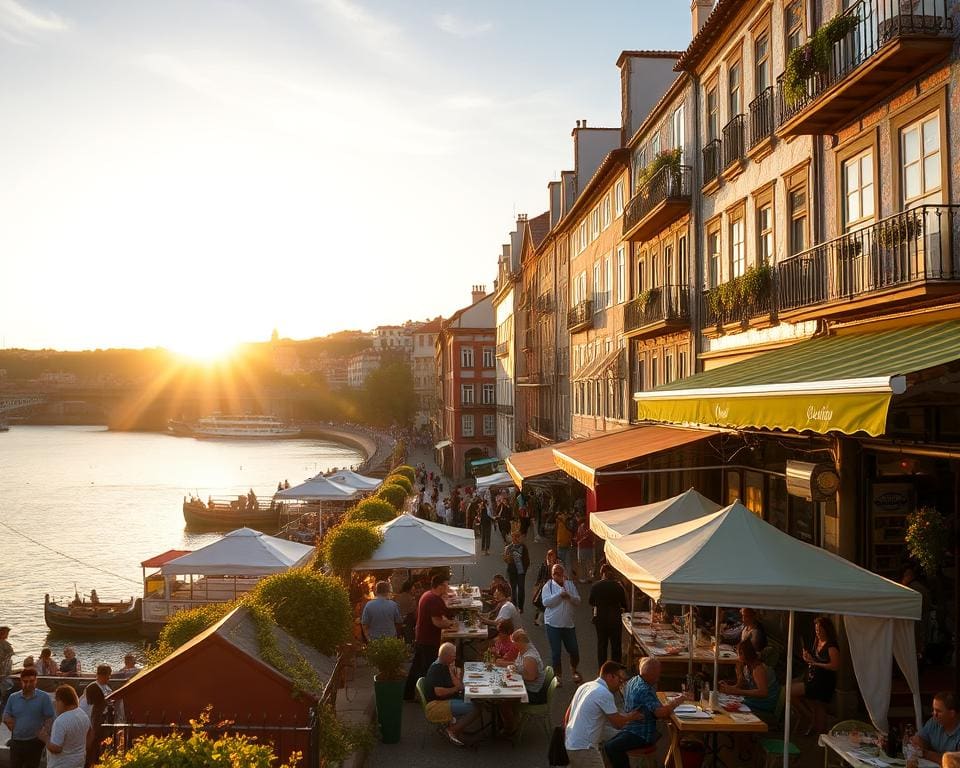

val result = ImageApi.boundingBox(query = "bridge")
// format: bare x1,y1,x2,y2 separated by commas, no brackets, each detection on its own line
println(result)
0,395,45,414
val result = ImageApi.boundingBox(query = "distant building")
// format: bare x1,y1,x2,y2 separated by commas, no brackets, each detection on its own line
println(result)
372,325,412,356
347,351,381,389
411,318,441,427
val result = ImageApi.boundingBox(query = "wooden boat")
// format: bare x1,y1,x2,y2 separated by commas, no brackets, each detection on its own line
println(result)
44,593,142,635
182,495,280,530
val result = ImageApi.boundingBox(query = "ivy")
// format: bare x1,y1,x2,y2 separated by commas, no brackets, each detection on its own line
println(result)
784,11,859,105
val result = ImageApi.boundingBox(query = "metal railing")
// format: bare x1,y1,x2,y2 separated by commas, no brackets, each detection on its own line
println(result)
722,115,746,168
702,139,722,185
777,204,960,312
749,87,775,148
536,292,553,313
779,0,951,123
623,165,692,234
495,341,509,357
624,285,690,333
531,417,554,438
496,403,514,415
567,299,594,331
701,278,775,329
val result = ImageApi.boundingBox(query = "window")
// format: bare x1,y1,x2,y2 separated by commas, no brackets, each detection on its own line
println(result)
707,225,722,288
650,249,660,287
460,384,474,405
591,205,601,240
665,353,673,384
635,358,645,393
755,33,770,93
664,244,674,286
636,257,645,293
706,84,719,141
785,0,804,55
482,414,495,436
604,255,612,308
481,347,494,368
651,132,661,158
730,215,745,278
578,220,588,253
651,357,659,389
460,346,474,368
615,180,625,216
481,383,495,404
788,179,808,256
616,246,626,303
728,60,742,117
901,114,941,204
678,235,688,287
461,414,474,437
678,351,687,380
671,106,685,159
593,261,602,310
602,195,612,229
758,203,774,263
843,149,875,228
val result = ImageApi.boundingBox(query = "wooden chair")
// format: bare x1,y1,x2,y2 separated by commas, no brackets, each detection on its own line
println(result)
513,666,558,744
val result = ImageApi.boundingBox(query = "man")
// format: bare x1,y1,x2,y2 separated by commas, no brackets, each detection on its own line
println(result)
721,607,767,652
911,691,960,763
80,665,112,717
2,668,54,768
361,581,403,642
0,626,13,703
116,653,141,679
555,508,578,579
403,573,456,700
423,642,482,746
39,685,90,768
503,531,530,611
564,660,645,768
541,563,582,688
589,564,629,667
604,657,688,768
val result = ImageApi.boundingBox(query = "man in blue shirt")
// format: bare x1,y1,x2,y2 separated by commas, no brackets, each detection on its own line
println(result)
360,581,403,642
912,690,960,764
2,668,54,768
604,657,687,768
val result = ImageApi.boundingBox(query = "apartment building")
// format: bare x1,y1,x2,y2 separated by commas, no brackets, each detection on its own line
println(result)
493,229,521,459
346,350,380,389
411,318,441,427
372,325,413,356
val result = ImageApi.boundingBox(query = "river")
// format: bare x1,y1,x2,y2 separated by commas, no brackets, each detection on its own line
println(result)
0,425,363,670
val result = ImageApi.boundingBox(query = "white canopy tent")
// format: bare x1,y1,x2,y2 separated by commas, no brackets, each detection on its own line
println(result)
275,476,360,501
589,488,721,540
325,470,382,491
352,513,477,570
604,501,922,767
476,472,514,490
161,528,314,577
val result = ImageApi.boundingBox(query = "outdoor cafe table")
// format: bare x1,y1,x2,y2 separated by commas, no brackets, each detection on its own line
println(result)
818,734,938,768
657,691,767,768
624,613,740,669
445,586,483,611
462,661,528,703
441,621,488,665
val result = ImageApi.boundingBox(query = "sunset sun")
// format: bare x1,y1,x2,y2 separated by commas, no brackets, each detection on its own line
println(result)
167,334,239,364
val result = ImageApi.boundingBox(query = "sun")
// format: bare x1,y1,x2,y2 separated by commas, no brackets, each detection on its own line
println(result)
167,334,240,364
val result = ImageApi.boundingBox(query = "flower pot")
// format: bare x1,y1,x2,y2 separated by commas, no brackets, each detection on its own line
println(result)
374,674,405,743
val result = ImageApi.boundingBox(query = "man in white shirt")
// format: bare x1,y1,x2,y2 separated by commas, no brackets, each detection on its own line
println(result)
79,665,111,716
540,563,582,687
39,685,90,768
564,661,645,768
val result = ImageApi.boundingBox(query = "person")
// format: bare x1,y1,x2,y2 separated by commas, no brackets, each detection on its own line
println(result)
403,573,457,701
532,549,559,627
361,581,403,642
564,660,645,768
589,564,629,667
59,647,80,676
574,517,596,583
393,578,418,643
911,691,960,763
82,682,107,768
39,685,90,768
2,667,55,768
79,666,111,717
541,563,582,688
721,607,767,652
503,531,530,611
719,640,779,713
0,625,13,702
790,615,840,735
512,629,548,704
37,649,58,677
492,619,520,664
88,591,99,605
482,573,509,604
21,657,35,670
604,657,688,768
116,654,140,679
423,642,482,747
481,584,520,633
495,492,512,543
555,508,578,579
479,494,494,555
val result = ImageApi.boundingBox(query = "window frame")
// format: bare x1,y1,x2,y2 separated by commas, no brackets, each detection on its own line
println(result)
752,181,775,266
784,0,805,57
461,413,474,437
887,91,948,209
460,383,475,405
705,75,720,142
481,382,495,405
615,178,625,217
706,217,722,288
728,205,746,278
785,162,810,257
481,346,495,368
842,147,877,230
460,346,474,368
616,245,626,304
482,413,495,436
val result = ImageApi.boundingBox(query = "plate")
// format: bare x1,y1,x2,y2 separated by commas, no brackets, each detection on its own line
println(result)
469,687,479,693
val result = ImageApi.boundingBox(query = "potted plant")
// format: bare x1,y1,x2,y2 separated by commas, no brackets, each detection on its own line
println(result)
905,506,948,577
365,636,409,744
783,11,859,105
876,215,923,249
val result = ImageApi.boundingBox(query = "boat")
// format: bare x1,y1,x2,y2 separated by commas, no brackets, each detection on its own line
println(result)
44,593,142,635
183,495,281,530
166,419,194,437
192,413,300,439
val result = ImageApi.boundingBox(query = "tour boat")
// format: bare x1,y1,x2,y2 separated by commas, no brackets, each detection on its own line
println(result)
44,593,143,635
192,413,301,439
182,495,281,530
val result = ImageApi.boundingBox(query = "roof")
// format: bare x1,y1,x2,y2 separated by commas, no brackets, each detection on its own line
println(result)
616,50,684,67
141,550,191,568
675,0,742,73
443,292,491,329
505,439,585,487
161,528,315,576
415,318,443,333
528,211,551,249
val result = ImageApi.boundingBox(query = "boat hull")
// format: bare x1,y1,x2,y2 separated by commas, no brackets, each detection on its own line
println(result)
183,500,279,530
44,595,142,636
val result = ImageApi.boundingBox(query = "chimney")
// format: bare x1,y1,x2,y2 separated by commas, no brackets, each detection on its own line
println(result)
471,285,486,304
691,0,713,37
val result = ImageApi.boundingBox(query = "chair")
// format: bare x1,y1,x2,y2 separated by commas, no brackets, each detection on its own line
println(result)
756,689,801,768
626,744,658,768
415,676,451,746
513,666,558,744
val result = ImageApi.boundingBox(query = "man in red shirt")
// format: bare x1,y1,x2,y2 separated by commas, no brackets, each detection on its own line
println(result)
404,573,456,700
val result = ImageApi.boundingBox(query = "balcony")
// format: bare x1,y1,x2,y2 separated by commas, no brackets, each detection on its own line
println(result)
530,417,554,440
777,205,960,320
722,115,746,176
701,267,775,331
516,372,543,387
622,165,693,242
624,285,691,338
777,0,953,137
748,87,776,157
496,403,514,416
495,340,510,357
520,327,535,352
536,292,553,313
567,299,594,332
702,139,722,189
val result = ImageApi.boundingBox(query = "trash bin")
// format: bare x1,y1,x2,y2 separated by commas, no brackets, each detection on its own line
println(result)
679,739,705,768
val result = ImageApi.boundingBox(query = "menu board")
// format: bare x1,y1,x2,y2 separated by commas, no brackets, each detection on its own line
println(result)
870,482,915,578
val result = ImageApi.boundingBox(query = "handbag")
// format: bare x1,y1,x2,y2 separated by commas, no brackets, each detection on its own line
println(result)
548,725,569,766
533,582,545,611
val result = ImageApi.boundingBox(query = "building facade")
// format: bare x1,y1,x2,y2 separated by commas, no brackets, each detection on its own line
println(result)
411,318,441,427
493,233,520,459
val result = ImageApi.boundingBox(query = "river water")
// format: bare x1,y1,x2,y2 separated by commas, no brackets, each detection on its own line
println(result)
0,425,363,670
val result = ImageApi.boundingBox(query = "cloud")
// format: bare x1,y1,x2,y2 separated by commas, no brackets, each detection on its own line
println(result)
302,0,410,61
435,12,492,37
0,0,67,45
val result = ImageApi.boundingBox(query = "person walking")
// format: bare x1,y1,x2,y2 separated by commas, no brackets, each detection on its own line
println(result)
555,508,578,580
479,494,494,555
495,492,512,544
503,531,530,611
574,516,596,583
541,563,582,687
589,565,629,667
2,668,54,768
403,574,457,701
532,549,559,627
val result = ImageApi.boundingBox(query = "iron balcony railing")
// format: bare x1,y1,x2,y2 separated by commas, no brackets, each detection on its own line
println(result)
624,285,690,333
777,204,960,312
623,165,693,234
779,0,951,123
495,341,509,357
722,114,746,168
536,292,553,313
701,276,775,329
567,299,593,331
748,87,775,148
702,139,722,185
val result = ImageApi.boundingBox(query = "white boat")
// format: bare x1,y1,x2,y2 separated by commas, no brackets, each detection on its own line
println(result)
192,413,301,439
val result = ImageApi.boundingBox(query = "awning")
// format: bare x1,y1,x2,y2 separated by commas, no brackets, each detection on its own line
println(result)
573,348,622,381
505,439,582,487
141,550,192,569
434,440,452,450
635,319,960,437
551,425,714,488
467,456,501,469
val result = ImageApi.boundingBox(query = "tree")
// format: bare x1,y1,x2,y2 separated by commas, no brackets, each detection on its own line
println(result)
346,498,397,525
320,521,383,579
363,360,416,427
376,483,408,511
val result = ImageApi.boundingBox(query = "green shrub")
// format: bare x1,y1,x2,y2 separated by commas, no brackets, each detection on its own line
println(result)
321,521,384,578
376,483,408,511
149,601,235,662
249,569,352,654
346,498,397,525
391,465,415,483
384,474,412,494
364,637,408,681
315,703,375,767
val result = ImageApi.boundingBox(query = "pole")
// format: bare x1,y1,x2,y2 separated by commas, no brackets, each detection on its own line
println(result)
713,606,720,692
784,610,795,768
687,605,694,679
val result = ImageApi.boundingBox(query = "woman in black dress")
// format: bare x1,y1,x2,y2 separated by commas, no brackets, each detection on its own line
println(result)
790,616,841,735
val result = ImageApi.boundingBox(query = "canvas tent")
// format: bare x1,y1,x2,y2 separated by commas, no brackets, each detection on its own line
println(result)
161,528,314,577
476,472,513,490
352,513,477,570
275,476,359,501
325,469,382,490
589,488,721,540
604,501,922,765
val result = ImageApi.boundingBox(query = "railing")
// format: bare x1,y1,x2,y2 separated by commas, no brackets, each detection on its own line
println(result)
495,341,509,357
702,139,722,185
496,403,514,415
701,277,775,329
748,87,775,148
777,205,960,312
531,417,554,438
567,299,593,331
722,114,746,168
778,0,951,123
536,292,553,313
623,165,693,234
624,285,690,333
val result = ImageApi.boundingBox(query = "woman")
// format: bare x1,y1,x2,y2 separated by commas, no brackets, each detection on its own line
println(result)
38,648,58,676
82,682,106,768
481,585,520,636
495,492,512,544
791,616,841,735
511,628,548,704
479,494,494,556
503,531,530,611
493,619,520,664
719,639,780,713
59,647,80,676
40,685,89,768
532,549,559,627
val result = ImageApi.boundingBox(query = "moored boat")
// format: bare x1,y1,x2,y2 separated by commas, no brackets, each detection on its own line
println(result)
192,413,300,439
183,495,281,530
44,593,142,635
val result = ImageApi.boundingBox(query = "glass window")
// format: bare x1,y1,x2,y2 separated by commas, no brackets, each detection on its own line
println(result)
755,33,770,93
460,346,474,368
616,246,626,303
901,114,941,203
706,86,719,141
591,205,601,240
730,217,745,278
729,61,742,117
482,347,495,368
461,414,474,437
579,221,587,253
678,351,687,380
650,249,660,287
603,195,611,229
593,262,602,310
672,106,685,159
708,228,721,288
636,258,645,293
758,204,773,264
482,414,495,436
664,244,674,286
664,354,673,384
651,132,661,158
651,357,659,389
482,383,495,404
615,180,625,216
843,149,875,228
460,384,474,404
789,185,808,256
604,255,612,308
785,0,804,54
678,235,688,287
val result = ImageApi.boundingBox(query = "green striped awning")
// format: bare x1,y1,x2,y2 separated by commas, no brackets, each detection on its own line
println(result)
635,319,960,436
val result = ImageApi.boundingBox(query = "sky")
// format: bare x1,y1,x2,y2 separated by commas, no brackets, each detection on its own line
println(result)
0,0,690,356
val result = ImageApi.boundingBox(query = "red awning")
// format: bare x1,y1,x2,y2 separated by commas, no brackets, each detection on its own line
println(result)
505,439,583,487
141,549,192,568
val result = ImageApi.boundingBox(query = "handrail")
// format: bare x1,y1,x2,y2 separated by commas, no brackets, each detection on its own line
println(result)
567,299,594,330
702,139,722,185
722,114,746,168
623,165,692,234
748,87,775,148
624,285,690,332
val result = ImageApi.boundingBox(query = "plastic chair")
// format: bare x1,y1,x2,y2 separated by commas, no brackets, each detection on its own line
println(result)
415,676,451,746
756,689,801,767
513,666,558,744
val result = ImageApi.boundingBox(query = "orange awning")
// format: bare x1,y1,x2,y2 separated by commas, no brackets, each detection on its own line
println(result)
505,439,583,487
551,425,714,488
140,549,192,568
